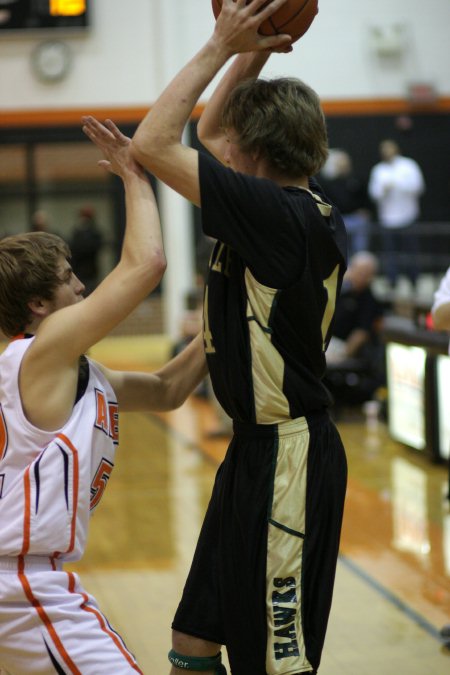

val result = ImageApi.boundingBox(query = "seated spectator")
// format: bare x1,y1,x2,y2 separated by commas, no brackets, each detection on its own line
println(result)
326,251,385,406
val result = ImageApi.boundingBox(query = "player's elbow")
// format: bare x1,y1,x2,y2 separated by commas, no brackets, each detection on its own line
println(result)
158,380,186,412
146,248,167,290
131,248,167,296
131,132,161,172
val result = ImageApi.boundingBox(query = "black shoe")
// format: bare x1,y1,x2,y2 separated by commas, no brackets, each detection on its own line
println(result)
440,624,450,638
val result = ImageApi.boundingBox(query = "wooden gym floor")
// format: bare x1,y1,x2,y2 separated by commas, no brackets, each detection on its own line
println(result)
67,336,450,674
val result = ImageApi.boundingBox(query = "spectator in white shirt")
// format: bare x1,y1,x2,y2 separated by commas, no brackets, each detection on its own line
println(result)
369,140,425,288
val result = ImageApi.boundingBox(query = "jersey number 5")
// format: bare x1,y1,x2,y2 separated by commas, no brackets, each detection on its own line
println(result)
90,458,114,510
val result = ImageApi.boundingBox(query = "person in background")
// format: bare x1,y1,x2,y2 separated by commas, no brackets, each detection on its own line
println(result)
431,264,450,647
320,149,371,257
327,251,383,365
368,139,425,289
131,1,348,673
0,117,207,674
69,205,104,295
325,251,384,407
31,209,54,235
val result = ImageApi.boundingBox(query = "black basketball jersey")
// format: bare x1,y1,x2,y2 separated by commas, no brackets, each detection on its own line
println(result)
199,152,347,423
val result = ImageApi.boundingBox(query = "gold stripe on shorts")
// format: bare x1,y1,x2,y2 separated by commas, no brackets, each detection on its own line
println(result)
266,417,313,674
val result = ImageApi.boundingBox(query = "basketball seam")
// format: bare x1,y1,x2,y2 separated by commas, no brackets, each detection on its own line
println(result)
260,0,314,36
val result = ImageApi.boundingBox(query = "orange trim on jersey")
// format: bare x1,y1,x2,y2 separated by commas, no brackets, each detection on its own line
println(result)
21,467,31,555
67,571,76,593
11,333,26,341
53,433,79,558
17,557,82,674
67,573,143,673
0,404,8,461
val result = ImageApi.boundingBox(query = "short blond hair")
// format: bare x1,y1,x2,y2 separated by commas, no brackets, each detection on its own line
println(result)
221,77,328,177
0,232,70,337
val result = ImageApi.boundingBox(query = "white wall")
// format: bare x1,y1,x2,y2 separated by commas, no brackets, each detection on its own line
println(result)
1,0,450,112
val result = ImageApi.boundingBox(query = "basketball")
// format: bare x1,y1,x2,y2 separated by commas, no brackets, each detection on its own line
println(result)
211,0,319,43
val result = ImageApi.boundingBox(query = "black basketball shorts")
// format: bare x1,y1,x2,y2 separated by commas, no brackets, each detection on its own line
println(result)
172,411,347,674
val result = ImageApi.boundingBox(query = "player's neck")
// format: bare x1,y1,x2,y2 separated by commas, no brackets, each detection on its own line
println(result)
255,162,308,188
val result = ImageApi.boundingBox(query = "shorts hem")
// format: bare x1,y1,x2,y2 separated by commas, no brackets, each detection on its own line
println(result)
171,622,225,647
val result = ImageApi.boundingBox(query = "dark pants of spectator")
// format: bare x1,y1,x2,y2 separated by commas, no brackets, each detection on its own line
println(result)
343,212,370,257
381,222,419,286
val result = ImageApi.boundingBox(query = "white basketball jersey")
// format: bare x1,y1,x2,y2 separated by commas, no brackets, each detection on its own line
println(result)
0,336,118,562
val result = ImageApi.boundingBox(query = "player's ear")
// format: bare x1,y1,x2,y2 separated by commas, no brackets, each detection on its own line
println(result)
27,297,50,319
251,147,261,162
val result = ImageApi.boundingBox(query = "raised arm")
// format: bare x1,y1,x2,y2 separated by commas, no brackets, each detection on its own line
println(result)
96,332,208,413
196,51,270,163
20,118,166,430
131,0,291,206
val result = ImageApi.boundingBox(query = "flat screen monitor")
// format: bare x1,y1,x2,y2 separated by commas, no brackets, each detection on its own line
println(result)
386,342,427,451
436,354,450,461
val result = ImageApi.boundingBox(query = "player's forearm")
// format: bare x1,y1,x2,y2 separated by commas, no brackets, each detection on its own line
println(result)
119,170,166,291
432,302,450,331
155,333,208,410
132,39,230,171
345,329,369,357
112,334,207,412
197,51,270,148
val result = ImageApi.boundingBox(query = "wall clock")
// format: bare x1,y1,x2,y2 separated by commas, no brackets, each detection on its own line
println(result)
32,40,72,82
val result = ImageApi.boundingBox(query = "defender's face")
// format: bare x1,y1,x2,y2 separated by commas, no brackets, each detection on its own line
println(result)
50,257,85,311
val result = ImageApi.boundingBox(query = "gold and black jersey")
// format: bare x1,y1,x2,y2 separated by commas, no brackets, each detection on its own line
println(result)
199,152,347,424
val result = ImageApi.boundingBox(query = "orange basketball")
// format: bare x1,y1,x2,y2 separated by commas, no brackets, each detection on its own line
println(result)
211,0,319,43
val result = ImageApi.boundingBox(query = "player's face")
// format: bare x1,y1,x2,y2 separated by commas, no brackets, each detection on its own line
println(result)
50,257,85,311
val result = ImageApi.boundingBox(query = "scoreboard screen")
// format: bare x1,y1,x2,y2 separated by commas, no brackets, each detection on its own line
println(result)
386,342,427,452
0,0,89,32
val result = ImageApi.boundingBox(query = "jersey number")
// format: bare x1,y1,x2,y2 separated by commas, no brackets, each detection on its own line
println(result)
90,458,114,510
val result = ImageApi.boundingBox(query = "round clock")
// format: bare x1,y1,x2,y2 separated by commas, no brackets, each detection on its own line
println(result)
32,40,72,82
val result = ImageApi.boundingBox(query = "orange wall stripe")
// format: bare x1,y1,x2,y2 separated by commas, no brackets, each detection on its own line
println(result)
322,97,450,116
0,98,449,128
